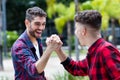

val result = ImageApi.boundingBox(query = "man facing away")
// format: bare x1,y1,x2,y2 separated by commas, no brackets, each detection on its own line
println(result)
11,6,62,80
47,10,120,80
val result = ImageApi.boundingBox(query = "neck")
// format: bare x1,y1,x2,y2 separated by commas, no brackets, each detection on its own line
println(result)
86,33,101,47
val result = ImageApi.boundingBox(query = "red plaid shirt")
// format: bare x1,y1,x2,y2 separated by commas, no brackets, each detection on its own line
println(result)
61,38,120,80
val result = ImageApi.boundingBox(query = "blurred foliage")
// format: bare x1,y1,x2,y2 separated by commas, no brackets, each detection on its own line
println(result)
46,0,90,34
5,0,120,47
46,0,56,18
6,31,18,48
80,1,93,10
47,0,120,34
46,1,75,34
56,0,92,6
80,0,120,30
54,71,89,80
54,16,67,34
6,0,91,34
104,0,120,19
80,0,110,30
67,35,75,50
6,0,120,35
54,2,75,34
6,0,47,33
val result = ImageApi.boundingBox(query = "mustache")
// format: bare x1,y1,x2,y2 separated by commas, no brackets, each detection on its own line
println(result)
29,25,43,32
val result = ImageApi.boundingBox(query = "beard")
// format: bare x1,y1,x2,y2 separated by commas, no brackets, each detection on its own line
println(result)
29,25,41,39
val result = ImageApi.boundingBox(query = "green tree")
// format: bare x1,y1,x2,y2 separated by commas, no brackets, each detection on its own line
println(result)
7,31,19,49
6,0,47,33
80,0,120,44
46,1,75,56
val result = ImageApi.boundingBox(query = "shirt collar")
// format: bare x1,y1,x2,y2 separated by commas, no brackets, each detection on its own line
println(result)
20,30,41,49
88,38,104,55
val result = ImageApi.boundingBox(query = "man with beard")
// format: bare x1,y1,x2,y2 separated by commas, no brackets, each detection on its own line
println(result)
47,10,120,80
11,6,62,80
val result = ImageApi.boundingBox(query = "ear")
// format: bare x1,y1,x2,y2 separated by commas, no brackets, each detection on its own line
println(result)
82,27,87,36
25,19,30,28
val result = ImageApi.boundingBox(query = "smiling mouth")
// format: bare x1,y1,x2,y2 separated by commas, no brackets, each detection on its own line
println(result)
36,31,42,35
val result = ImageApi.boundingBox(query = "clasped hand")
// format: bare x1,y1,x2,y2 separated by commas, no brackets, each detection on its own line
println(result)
46,34,63,51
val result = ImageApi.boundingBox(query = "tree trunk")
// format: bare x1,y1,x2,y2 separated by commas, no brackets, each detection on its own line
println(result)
67,21,72,57
2,0,7,57
0,2,3,70
74,0,80,60
0,45,3,71
111,18,116,45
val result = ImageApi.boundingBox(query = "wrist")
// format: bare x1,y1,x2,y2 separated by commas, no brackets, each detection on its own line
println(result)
55,48,62,53
45,47,53,54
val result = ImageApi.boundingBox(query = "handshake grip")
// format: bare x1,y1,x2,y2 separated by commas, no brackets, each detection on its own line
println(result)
46,34,63,51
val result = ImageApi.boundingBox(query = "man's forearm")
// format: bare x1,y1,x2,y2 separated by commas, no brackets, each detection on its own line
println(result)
35,47,52,73
56,49,67,62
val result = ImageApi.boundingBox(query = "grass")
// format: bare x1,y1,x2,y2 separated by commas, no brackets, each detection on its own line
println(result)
53,71,89,80
0,76,13,80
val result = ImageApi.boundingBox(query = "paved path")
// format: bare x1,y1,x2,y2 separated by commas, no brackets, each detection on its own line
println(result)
0,58,14,80
0,54,86,80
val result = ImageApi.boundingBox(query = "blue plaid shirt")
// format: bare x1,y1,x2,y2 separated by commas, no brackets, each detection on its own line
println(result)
11,30,46,80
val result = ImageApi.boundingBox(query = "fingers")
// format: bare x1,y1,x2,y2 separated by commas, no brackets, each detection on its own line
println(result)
47,34,61,44
46,37,51,46
45,34,63,50
51,34,61,43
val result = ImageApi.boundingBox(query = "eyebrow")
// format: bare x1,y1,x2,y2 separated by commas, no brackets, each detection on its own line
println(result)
34,21,46,23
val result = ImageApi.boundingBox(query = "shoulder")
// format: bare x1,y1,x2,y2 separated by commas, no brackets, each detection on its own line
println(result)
11,37,28,52
100,42,120,58
12,31,29,50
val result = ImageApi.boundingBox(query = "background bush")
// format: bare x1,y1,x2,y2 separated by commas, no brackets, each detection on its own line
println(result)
54,71,89,80
6,31,18,49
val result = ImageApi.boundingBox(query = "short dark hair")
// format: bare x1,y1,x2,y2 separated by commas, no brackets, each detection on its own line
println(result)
26,6,47,21
75,10,102,30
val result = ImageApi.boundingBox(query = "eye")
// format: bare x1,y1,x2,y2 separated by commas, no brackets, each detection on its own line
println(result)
42,22,46,26
35,22,40,26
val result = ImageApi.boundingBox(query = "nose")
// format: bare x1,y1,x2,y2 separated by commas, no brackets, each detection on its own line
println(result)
38,25,45,30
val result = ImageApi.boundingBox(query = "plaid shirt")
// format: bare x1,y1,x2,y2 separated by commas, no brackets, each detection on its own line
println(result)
11,31,46,80
61,38,120,80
